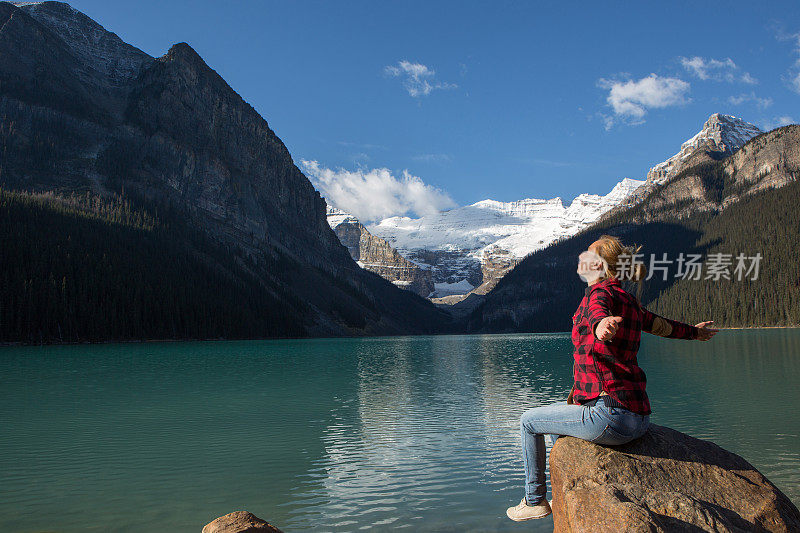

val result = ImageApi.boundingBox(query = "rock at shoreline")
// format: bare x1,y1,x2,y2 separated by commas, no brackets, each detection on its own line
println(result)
549,424,800,532
202,511,283,533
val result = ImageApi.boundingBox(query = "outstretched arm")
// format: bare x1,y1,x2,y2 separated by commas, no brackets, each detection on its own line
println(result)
588,288,719,342
642,308,718,341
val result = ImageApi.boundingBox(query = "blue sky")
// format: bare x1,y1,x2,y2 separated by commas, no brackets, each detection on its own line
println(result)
66,0,800,221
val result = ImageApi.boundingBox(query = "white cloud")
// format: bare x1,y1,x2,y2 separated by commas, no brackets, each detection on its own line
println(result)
740,72,758,85
384,60,457,97
597,112,615,131
760,115,796,131
598,74,690,127
301,160,455,221
679,56,756,84
727,92,773,109
773,27,800,93
681,56,734,80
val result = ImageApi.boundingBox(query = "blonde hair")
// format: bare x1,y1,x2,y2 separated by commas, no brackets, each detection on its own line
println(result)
590,234,647,283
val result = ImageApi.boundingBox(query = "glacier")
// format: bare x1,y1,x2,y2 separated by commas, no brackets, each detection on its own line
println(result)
370,177,643,258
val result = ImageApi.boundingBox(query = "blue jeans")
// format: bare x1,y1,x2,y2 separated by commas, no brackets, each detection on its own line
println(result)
519,400,650,505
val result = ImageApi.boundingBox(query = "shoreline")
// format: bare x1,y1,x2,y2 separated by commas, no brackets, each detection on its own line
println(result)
715,325,800,330
2,325,799,348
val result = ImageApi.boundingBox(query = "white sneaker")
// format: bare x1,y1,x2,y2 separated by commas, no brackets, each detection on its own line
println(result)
505,497,552,521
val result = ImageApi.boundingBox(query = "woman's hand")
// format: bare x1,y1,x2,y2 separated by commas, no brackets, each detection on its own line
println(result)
694,320,719,341
595,316,623,342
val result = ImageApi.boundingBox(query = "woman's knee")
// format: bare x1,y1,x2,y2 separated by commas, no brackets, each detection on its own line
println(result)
520,402,568,433
520,406,544,432
520,409,533,431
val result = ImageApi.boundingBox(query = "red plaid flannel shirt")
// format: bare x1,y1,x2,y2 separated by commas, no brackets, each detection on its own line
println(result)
571,276,699,415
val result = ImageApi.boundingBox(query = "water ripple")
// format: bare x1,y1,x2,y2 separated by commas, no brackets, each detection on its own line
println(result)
0,331,798,532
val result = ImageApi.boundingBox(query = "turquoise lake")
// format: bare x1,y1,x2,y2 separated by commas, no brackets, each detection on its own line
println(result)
1,330,799,532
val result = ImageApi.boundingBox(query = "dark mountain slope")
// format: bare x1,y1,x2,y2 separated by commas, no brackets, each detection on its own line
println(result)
0,188,309,342
0,2,451,340
0,2,105,122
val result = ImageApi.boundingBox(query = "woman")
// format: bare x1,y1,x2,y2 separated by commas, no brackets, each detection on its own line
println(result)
506,235,718,521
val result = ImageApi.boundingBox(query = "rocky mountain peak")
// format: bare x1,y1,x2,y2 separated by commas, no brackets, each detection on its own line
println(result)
163,42,207,68
8,1,152,120
647,113,762,183
326,205,359,227
325,207,434,297
701,113,763,149
14,1,151,83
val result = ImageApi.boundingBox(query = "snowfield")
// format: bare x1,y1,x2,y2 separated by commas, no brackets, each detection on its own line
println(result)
368,177,645,262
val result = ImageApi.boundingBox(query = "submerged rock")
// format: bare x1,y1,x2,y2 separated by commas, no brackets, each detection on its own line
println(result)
549,424,800,532
202,511,283,533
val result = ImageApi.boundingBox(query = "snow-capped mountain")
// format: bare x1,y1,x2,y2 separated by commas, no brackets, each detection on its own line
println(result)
363,177,644,297
326,206,359,228
327,206,434,297
326,113,764,301
647,113,762,183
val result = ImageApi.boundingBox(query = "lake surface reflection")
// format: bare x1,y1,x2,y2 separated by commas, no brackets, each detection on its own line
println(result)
1,330,798,531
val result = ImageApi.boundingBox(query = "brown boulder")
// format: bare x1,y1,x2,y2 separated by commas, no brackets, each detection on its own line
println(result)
549,424,800,532
202,511,283,533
